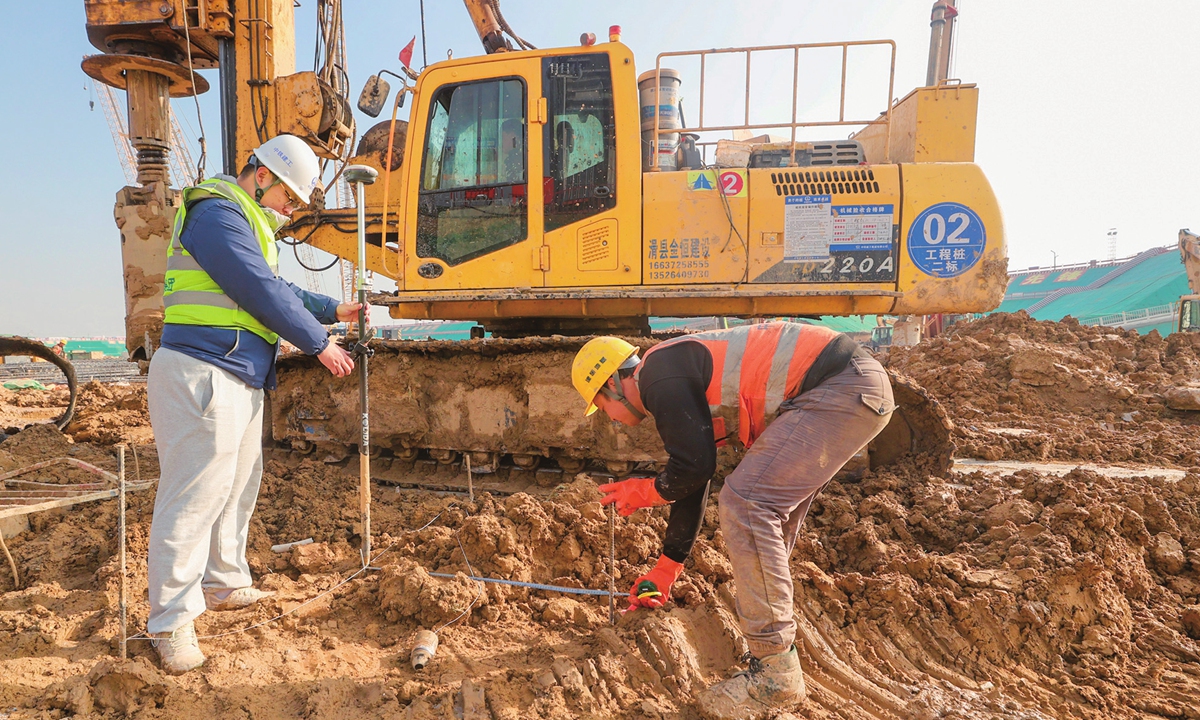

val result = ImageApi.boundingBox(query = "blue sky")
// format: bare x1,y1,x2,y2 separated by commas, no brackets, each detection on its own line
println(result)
2,0,1198,337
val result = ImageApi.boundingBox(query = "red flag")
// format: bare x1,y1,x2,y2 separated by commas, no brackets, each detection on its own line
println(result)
399,37,416,69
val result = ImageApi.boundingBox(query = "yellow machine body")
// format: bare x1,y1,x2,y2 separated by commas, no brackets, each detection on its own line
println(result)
298,43,1005,327
81,0,1006,337
1176,230,1200,333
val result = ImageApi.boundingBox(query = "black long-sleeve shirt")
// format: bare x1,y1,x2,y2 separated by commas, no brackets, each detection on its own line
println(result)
639,332,859,562
638,342,717,563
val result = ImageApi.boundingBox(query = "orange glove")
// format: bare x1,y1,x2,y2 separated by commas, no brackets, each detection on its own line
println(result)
627,555,684,610
598,476,670,517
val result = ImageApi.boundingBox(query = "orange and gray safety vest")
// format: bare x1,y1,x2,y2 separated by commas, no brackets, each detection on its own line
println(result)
162,177,281,345
638,322,838,447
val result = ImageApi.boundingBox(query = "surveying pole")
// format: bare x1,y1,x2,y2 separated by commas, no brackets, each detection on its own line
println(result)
343,164,379,567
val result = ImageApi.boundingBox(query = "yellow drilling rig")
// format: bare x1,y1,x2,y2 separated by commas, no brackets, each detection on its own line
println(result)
1177,230,1200,333
82,0,1002,480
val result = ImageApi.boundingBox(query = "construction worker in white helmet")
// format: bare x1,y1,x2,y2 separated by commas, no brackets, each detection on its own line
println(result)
146,134,362,673
572,322,894,719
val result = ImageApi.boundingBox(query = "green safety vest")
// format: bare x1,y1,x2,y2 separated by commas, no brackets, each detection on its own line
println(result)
163,177,281,345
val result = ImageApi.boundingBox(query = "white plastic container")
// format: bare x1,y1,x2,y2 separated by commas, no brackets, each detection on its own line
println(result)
638,68,683,171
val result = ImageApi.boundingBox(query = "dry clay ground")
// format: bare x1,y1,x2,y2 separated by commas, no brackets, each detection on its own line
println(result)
1,313,1200,719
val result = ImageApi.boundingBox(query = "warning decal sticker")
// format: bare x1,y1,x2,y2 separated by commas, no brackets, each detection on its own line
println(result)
687,170,748,197
784,195,833,261
755,195,899,284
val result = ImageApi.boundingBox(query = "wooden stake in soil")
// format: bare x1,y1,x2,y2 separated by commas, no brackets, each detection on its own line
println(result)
118,445,127,660
466,454,474,503
609,503,616,625
0,529,17,591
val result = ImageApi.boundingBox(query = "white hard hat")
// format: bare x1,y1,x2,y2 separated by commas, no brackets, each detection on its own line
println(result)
252,134,321,204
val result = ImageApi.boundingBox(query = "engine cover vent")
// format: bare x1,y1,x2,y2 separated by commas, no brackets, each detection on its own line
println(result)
769,168,880,197
749,140,865,169
578,219,618,271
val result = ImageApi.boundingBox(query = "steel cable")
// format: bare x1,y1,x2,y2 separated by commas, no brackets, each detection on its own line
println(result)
180,4,207,182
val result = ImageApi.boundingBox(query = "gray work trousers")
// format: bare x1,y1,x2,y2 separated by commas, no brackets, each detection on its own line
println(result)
719,354,894,657
146,348,264,634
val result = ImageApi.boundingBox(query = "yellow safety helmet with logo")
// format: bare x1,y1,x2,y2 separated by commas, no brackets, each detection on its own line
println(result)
571,337,640,416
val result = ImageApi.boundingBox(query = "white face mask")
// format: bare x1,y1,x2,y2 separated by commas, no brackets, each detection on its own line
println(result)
251,170,293,234
260,206,289,234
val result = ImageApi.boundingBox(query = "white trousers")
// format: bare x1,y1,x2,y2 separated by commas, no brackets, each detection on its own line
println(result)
146,347,264,633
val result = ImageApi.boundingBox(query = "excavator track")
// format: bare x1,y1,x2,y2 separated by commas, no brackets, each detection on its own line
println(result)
271,336,953,482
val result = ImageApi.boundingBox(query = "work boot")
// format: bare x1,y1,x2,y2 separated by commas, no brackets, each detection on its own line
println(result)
151,621,205,674
696,645,805,720
204,587,276,611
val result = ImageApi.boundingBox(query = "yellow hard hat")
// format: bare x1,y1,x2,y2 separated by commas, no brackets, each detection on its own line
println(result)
572,337,639,416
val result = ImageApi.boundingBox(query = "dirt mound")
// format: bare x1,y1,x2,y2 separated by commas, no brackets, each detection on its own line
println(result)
0,384,70,431
0,384,67,409
5,449,1197,718
887,312,1200,466
795,465,1200,716
65,381,151,445
37,658,172,715
3,336,1200,719
0,422,76,464
0,380,149,444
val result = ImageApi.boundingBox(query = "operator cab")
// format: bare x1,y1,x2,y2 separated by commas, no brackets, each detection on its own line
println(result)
406,47,632,292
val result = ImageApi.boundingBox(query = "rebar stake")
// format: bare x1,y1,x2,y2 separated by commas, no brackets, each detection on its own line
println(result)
466,454,474,503
609,503,616,625
118,445,127,660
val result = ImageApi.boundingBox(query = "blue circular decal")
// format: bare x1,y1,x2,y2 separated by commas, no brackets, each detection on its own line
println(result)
907,202,986,278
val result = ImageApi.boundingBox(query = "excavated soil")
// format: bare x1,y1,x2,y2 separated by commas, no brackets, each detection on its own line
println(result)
2,319,1200,719
0,382,151,446
0,386,65,431
885,312,1200,468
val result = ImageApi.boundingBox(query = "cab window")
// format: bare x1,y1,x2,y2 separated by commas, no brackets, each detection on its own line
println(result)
418,78,527,266
543,55,617,232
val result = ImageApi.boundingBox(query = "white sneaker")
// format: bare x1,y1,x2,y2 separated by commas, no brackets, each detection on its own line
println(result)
152,621,205,674
204,587,276,611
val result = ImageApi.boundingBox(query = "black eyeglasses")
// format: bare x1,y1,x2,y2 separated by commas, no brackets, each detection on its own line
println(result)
265,176,305,210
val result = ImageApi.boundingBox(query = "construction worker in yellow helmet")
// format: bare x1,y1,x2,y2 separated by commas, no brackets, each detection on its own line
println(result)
572,322,895,720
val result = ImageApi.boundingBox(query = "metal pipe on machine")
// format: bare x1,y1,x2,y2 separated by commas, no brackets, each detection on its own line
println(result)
926,1,958,86
80,41,210,362
124,70,172,185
